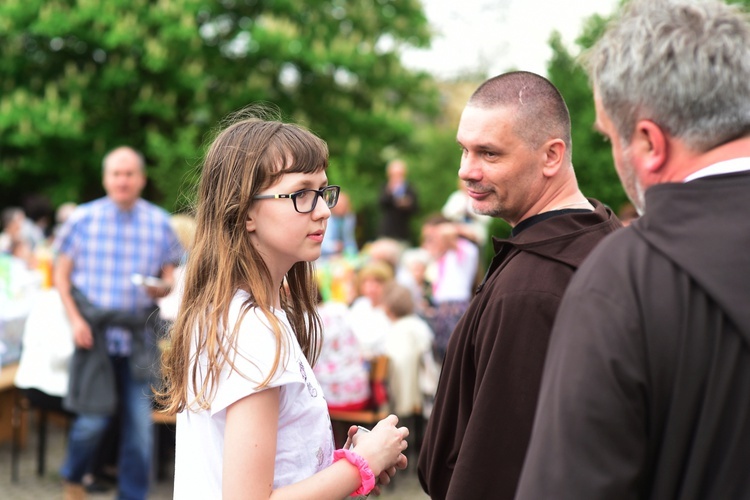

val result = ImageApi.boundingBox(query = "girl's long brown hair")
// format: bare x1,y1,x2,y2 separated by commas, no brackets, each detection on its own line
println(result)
156,109,327,415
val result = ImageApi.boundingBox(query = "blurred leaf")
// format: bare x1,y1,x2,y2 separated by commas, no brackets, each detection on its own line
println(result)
0,0,440,222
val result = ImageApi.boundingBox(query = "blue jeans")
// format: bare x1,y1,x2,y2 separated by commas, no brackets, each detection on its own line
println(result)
61,356,153,500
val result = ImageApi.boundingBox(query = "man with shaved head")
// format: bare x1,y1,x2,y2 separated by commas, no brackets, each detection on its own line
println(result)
417,71,621,500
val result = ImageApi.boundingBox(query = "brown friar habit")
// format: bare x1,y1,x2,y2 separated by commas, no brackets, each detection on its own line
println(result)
418,199,621,500
517,171,750,500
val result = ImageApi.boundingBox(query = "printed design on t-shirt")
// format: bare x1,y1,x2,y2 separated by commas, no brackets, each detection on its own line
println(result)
298,360,318,397
316,446,325,467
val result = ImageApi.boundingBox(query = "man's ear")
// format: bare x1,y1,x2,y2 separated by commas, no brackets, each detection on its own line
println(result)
541,138,566,178
633,120,667,174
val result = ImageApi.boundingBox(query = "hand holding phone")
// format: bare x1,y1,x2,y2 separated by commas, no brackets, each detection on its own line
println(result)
131,273,168,288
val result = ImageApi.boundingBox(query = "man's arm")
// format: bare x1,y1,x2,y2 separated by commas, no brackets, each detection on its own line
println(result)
397,184,418,213
53,254,93,349
443,292,561,500
418,288,561,499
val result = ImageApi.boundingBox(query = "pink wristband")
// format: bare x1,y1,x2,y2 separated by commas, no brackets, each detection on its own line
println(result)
333,448,377,496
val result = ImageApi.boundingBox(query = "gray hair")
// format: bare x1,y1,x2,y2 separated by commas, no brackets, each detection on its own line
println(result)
583,0,750,151
1,207,24,230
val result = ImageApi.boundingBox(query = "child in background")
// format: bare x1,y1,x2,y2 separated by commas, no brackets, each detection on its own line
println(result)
381,282,435,419
314,290,371,412
347,260,393,359
382,282,436,466
314,287,371,448
399,247,434,317
158,110,408,499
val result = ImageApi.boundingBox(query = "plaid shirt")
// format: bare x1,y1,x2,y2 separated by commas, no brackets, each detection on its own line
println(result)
54,197,182,355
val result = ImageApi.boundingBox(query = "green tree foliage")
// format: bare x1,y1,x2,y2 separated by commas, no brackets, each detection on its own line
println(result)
548,0,750,214
0,0,440,214
546,20,628,214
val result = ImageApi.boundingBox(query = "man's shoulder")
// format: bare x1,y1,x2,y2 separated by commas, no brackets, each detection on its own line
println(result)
65,197,106,224
136,198,169,213
508,206,621,271
134,199,173,225
78,197,107,210
590,222,645,257
571,226,649,287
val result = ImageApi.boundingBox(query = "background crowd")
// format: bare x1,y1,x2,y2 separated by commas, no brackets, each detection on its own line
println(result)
4,1,748,499
0,152,484,497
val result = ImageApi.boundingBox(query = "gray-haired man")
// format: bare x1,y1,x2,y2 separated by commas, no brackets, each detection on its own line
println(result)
517,1,750,498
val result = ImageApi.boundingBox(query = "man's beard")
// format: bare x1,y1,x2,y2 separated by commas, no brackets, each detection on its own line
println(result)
465,183,503,218
620,153,646,215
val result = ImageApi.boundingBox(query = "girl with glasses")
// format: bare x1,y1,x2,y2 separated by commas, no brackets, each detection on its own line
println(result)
157,109,408,499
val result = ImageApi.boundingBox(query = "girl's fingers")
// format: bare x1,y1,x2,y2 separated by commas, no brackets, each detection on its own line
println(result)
382,414,399,426
378,470,391,486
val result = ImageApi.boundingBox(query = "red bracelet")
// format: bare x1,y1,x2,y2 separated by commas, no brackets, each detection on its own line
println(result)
333,448,376,496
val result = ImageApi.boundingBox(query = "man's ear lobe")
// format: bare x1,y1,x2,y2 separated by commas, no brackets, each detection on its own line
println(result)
541,139,566,178
635,120,668,173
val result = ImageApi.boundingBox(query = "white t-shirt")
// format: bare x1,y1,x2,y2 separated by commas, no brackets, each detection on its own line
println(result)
347,296,391,359
431,238,479,303
383,314,434,415
173,291,334,498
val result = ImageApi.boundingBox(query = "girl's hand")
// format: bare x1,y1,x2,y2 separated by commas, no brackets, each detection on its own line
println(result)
350,414,409,477
346,424,408,496
343,425,359,450
369,459,407,496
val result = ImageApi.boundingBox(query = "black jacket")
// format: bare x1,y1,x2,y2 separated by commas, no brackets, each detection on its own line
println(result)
377,183,418,242
63,288,161,415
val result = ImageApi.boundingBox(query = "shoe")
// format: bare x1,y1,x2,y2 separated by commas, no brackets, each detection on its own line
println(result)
63,481,87,500
82,472,114,493
84,478,112,493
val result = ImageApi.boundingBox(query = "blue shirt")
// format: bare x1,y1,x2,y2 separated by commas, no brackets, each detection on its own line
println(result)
55,197,182,355
320,214,358,258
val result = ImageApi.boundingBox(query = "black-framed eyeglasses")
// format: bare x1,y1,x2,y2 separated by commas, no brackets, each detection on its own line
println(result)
253,185,340,214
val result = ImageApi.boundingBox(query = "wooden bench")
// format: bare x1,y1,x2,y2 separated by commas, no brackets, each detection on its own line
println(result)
0,363,24,446
6,373,177,483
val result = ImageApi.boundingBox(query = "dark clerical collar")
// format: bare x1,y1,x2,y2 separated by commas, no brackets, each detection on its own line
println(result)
511,209,591,237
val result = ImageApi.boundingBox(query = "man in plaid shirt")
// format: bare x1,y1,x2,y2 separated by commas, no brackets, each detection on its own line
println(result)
54,146,182,500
